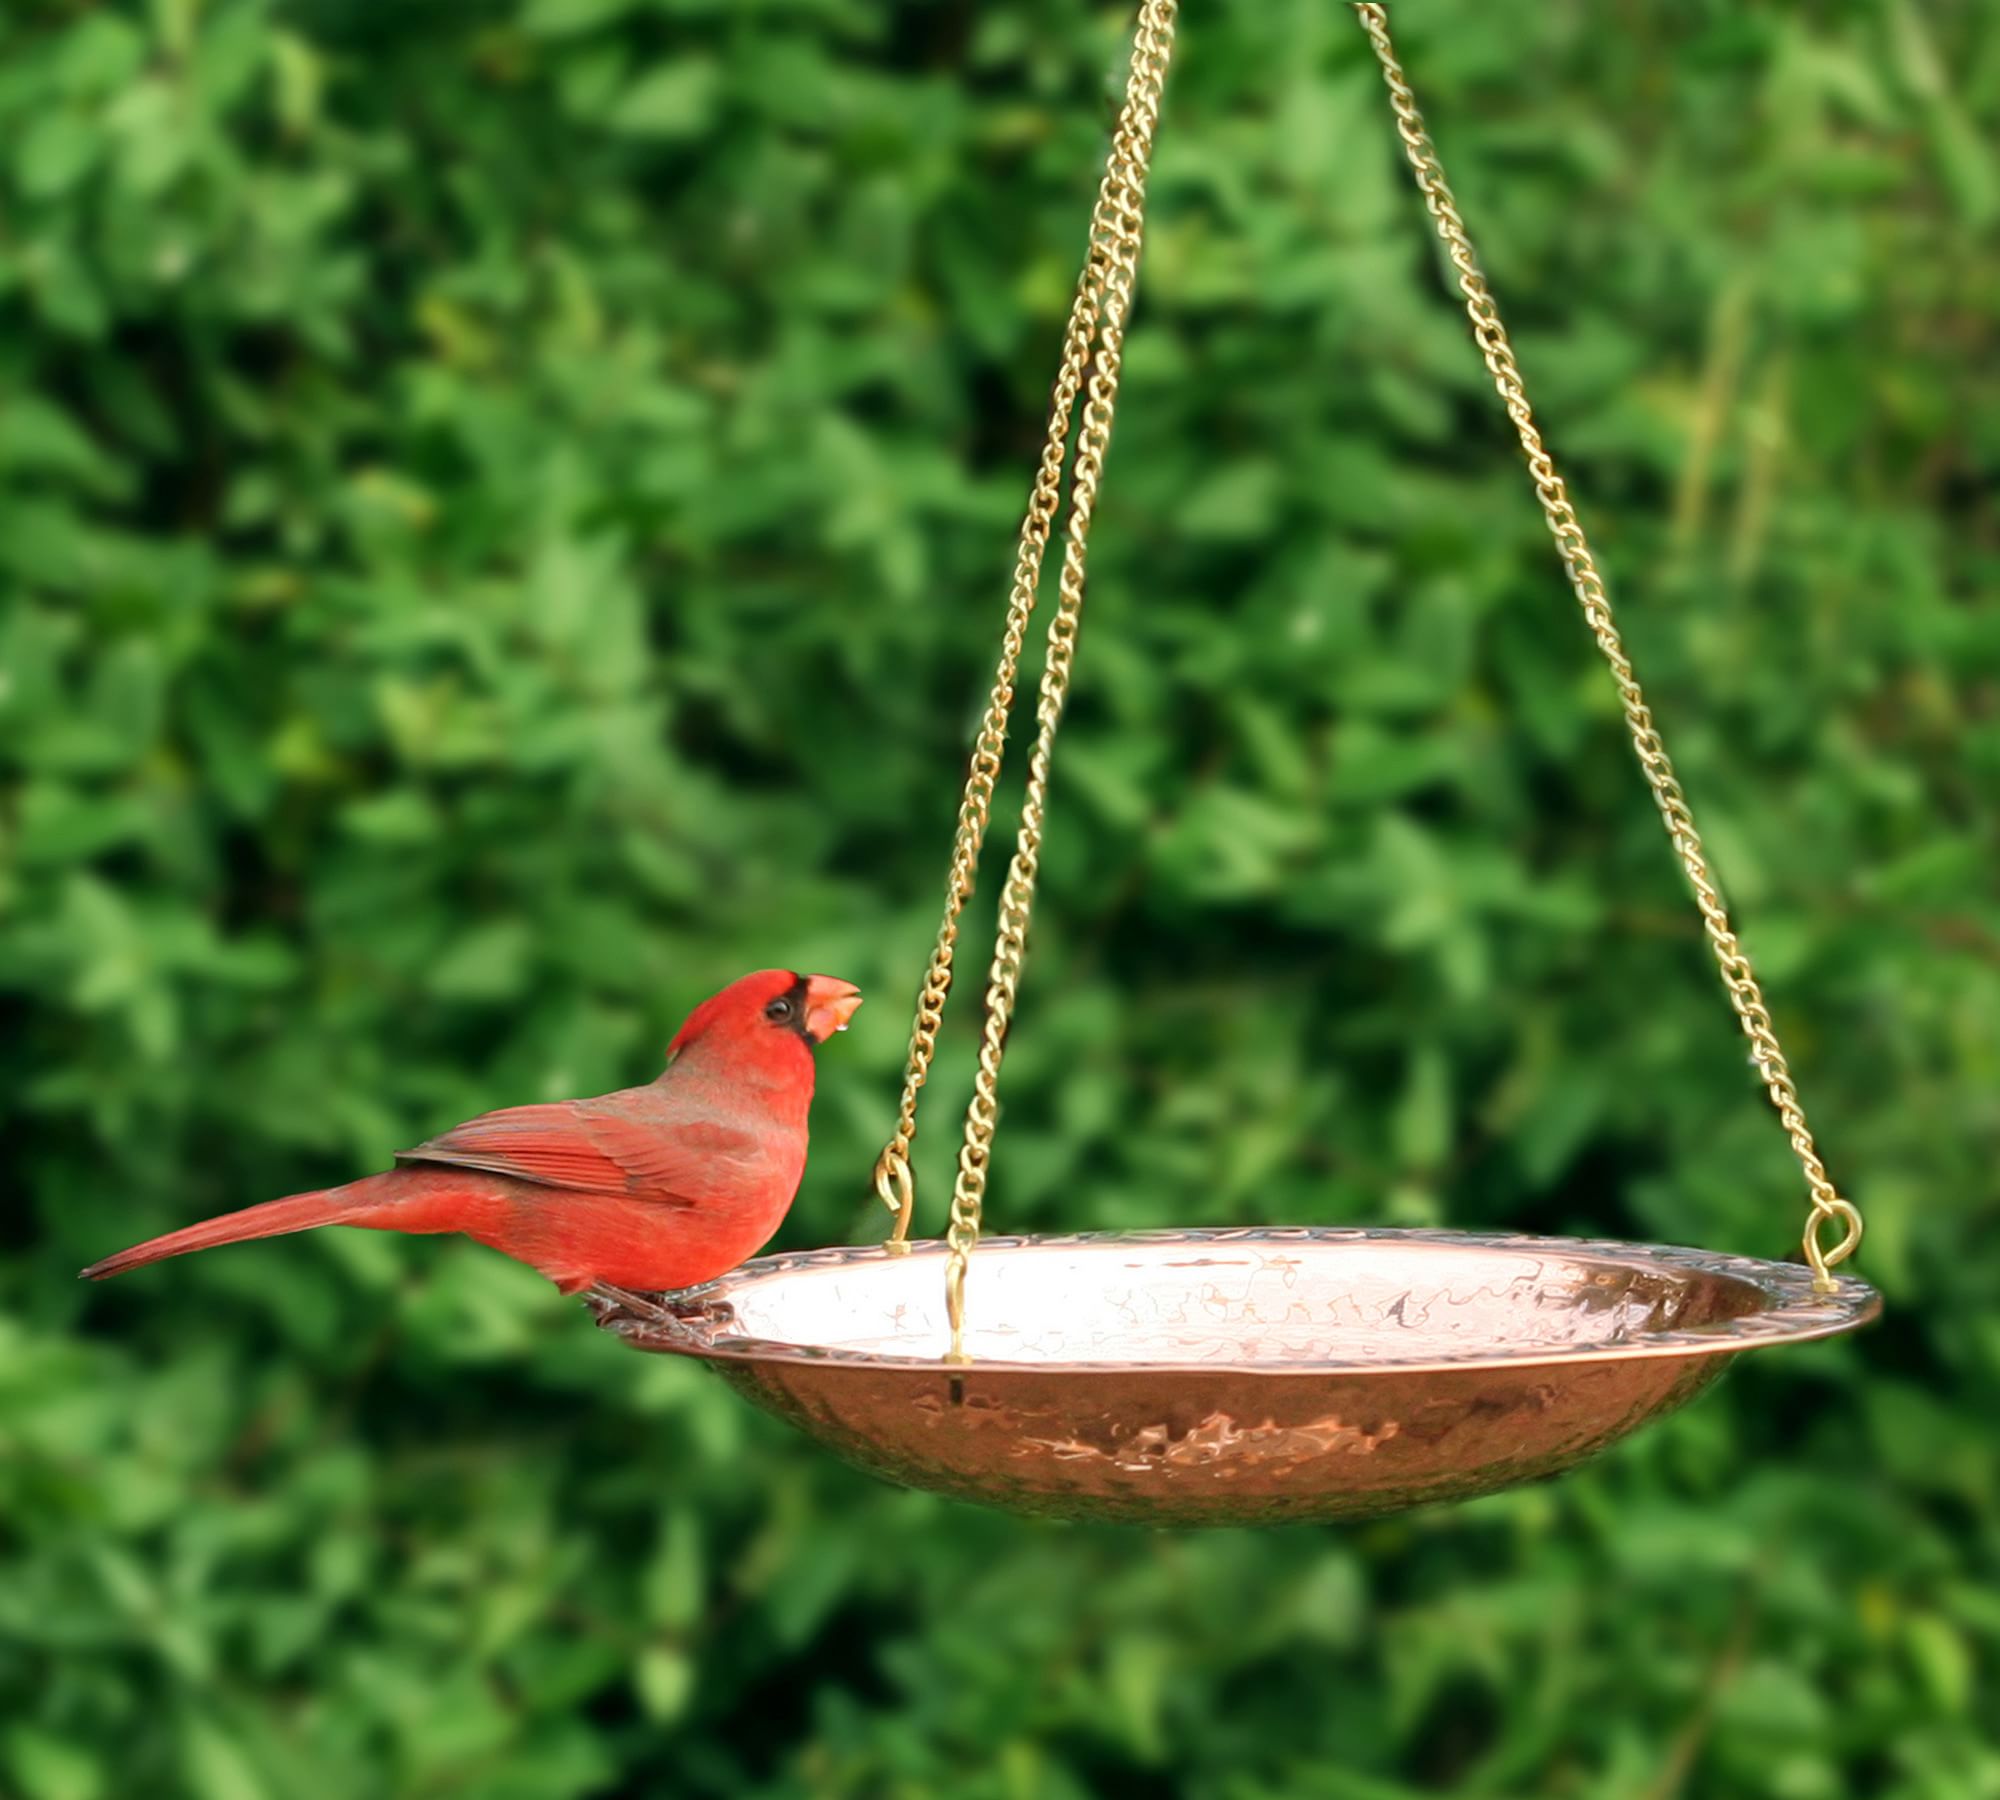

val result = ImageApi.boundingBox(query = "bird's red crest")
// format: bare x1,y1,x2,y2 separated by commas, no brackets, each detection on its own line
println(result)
668,970,801,1057
667,969,862,1061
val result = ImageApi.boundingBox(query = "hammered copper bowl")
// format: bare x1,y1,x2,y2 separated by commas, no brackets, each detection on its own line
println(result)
594,1228,1879,1525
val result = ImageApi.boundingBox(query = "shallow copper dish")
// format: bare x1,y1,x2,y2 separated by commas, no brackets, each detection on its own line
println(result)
593,1228,1879,1525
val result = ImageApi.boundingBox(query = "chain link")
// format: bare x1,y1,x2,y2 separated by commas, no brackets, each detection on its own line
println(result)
870,120,1121,1251
1352,3,1860,1289
872,2,1180,1289
938,2,1179,1354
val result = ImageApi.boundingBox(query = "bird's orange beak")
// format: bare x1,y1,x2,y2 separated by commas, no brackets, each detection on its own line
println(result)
803,975,863,1044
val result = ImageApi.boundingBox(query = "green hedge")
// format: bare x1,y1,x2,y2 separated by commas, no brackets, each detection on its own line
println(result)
3,1,1995,1795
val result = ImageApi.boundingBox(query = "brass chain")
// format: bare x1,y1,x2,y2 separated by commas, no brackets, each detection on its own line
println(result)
871,226,1111,1251
879,0,1858,1356
939,2,1179,1354
1352,3,1860,1289
871,1,1180,1282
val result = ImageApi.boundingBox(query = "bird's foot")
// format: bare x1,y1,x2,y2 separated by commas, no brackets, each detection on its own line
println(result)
583,1281,676,1324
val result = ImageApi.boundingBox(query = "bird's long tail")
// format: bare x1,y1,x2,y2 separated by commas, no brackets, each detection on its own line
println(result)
79,1173,407,1281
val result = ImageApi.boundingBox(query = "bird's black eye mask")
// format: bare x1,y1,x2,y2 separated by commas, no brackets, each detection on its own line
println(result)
763,974,813,1040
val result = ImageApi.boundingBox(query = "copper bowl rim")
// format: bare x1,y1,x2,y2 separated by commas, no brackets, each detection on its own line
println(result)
604,1226,1881,1376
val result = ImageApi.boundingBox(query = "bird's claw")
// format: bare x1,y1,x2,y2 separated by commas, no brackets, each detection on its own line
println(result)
583,1281,676,1324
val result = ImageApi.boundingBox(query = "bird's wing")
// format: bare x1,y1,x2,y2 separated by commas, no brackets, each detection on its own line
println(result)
395,1098,762,1205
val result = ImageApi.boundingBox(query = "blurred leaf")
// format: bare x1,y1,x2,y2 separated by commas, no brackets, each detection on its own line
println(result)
609,60,719,138
3,1727,103,1800
17,111,99,198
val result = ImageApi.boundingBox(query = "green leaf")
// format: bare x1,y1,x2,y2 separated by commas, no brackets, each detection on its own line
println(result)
425,920,533,1001
521,0,641,36
1392,1043,1452,1169
634,1646,694,1721
3,1727,103,1800
178,1718,265,1800
17,113,100,198
608,60,719,137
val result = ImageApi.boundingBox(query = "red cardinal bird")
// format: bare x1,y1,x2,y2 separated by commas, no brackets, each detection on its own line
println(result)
81,970,862,1305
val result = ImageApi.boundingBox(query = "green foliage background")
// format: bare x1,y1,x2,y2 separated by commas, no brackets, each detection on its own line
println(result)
3,0,1996,1794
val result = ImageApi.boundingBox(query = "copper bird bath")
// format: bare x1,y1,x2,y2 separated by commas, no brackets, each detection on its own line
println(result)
597,1232,1877,1525
604,3,1880,1523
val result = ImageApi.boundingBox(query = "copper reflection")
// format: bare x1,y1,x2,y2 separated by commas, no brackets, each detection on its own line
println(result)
592,1229,1879,1526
